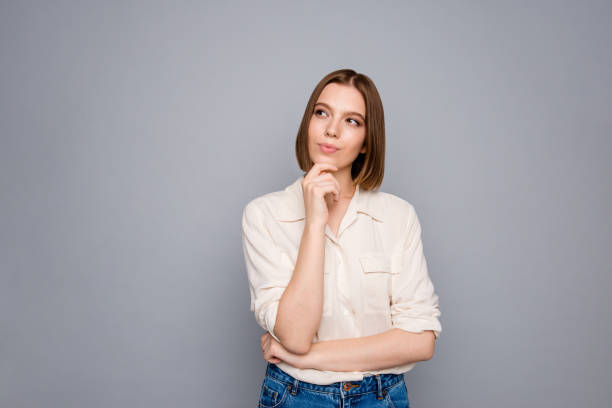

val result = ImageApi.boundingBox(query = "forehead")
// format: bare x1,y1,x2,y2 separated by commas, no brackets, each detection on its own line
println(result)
316,83,365,115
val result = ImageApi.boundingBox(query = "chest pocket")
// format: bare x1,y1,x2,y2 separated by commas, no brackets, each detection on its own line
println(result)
359,252,397,314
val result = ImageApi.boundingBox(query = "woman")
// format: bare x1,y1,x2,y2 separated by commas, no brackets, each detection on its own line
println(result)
242,69,442,407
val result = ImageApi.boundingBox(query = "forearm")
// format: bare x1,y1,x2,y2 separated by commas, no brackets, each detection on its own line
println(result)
274,222,326,354
299,329,435,372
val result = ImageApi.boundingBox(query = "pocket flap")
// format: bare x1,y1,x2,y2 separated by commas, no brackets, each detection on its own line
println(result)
359,252,392,273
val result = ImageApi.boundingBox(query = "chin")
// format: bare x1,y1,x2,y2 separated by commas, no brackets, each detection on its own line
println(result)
314,156,336,165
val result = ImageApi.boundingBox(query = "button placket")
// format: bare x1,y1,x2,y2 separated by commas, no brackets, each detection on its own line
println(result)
324,224,339,245
333,245,357,317
322,243,336,317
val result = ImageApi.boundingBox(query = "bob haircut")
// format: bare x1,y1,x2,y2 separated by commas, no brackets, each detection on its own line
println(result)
295,68,385,191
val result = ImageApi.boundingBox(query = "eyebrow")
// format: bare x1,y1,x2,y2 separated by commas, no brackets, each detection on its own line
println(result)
314,102,366,122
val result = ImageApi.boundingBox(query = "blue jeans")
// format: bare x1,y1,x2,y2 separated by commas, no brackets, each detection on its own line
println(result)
258,362,410,407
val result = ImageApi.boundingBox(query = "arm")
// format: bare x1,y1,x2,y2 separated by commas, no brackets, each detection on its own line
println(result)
256,203,442,367
277,328,435,371
296,204,441,370
389,204,442,353
242,202,326,356
273,222,327,355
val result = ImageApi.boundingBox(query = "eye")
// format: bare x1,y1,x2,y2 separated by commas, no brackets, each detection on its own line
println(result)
347,118,361,126
314,109,327,117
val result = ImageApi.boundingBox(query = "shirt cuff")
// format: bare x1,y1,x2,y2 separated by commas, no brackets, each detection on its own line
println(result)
264,303,281,343
392,317,442,340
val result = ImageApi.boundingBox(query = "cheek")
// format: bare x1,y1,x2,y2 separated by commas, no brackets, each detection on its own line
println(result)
346,129,366,150
308,119,323,136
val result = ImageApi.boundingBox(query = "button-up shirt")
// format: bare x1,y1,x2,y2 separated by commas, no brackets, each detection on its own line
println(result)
241,174,442,385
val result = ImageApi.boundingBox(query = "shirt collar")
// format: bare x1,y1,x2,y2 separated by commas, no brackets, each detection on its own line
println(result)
273,175,384,222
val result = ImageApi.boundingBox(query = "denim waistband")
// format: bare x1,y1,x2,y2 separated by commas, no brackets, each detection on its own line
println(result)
265,362,404,396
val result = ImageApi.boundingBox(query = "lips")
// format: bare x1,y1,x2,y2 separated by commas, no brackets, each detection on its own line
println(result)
319,143,338,153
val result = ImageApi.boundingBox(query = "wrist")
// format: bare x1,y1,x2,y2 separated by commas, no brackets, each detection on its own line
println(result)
304,221,326,235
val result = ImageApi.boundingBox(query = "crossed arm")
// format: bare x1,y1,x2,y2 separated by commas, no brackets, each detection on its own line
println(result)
262,328,435,372
245,201,441,371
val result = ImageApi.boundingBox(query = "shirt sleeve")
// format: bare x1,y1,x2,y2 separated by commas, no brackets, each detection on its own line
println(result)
390,204,442,339
241,200,293,343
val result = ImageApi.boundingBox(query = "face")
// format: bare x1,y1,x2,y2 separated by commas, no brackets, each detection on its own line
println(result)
307,83,367,171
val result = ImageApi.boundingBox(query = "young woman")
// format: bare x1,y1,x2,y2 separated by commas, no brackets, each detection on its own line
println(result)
242,69,442,408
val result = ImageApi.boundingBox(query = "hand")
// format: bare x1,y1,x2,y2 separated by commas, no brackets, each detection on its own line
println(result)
302,162,340,227
260,332,282,364
260,332,311,369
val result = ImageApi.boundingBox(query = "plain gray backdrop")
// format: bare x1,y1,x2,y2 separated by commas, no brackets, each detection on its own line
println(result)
1,1,610,407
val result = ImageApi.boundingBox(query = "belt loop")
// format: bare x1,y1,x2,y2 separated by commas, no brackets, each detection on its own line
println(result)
290,378,299,396
375,374,383,400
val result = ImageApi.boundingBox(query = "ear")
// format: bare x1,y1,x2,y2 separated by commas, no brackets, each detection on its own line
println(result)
360,145,366,154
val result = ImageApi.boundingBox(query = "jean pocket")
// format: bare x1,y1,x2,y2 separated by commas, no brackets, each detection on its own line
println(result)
384,380,410,408
258,376,289,408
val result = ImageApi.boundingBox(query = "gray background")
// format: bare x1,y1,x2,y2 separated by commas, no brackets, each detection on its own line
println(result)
1,1,610,407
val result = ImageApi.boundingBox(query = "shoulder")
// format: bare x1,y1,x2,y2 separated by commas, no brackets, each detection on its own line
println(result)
242,187,294,223
369,189,418,224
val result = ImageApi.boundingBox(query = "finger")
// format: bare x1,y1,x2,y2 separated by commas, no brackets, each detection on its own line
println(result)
316,173,341,199
314,182,340,202
317,182,338,198
305,171,339,195
305,163,338,181
312,162,339,172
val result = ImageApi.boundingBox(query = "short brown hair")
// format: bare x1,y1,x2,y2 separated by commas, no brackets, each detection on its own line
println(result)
295,69,385,191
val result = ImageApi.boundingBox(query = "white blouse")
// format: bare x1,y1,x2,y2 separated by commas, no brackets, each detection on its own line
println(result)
241,174,442,385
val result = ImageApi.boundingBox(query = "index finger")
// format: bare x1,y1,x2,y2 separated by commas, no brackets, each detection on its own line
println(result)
307,162,338,178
